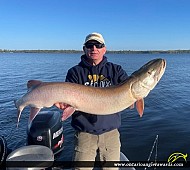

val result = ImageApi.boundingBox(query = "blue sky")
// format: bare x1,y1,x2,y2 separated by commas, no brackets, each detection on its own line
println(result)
0,0,190,50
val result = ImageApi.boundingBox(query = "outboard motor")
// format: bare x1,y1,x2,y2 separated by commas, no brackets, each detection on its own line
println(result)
27,111,64,155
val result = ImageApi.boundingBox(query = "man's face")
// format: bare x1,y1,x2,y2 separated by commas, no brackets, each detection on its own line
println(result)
83,40,106,62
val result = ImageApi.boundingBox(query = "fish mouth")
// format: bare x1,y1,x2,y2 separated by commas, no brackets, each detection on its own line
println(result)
156,59,166,80
148,59,166,89
162,59,166,68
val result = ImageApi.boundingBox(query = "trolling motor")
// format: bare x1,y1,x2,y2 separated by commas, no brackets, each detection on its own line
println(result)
27,111,64,155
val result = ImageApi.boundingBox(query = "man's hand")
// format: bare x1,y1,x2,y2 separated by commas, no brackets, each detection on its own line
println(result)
54,103,70,110
54,103,75,121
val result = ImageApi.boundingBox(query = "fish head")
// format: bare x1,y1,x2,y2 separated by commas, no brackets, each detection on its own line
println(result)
131,58,166,99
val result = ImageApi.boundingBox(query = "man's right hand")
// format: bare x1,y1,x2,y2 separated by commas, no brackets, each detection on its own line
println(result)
54,103,70,110
54,103,75,121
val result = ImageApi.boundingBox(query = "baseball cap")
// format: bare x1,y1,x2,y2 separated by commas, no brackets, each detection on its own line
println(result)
84,32,105,45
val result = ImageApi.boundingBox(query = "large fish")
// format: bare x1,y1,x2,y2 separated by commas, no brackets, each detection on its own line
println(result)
15,58,166,127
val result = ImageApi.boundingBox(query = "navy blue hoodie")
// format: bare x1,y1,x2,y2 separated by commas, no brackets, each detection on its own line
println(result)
65,55,128,135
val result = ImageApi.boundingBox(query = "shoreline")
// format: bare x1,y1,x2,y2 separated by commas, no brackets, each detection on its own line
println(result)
0,49,190,54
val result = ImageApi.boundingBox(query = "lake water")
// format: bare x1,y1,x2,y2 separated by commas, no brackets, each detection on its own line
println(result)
0,52,189,168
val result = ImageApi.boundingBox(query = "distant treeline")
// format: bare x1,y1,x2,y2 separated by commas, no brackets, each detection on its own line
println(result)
107,50,190,54
0,49,82,53
1,49,190,54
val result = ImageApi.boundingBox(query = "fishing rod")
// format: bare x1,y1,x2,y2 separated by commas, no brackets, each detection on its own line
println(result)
144,134,159,170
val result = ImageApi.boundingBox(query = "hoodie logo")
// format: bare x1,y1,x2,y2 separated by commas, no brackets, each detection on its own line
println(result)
85,74,111,87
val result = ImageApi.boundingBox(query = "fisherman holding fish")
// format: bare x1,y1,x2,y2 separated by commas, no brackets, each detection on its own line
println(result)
15,32,166,169
55,32,128,169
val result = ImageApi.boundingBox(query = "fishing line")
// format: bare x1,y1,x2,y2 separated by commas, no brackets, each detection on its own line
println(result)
144,134,159,170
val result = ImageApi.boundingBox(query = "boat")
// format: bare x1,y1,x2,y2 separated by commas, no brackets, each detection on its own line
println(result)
1,111,135,170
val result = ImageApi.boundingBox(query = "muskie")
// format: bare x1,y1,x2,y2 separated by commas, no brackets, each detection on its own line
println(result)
15,58,166,127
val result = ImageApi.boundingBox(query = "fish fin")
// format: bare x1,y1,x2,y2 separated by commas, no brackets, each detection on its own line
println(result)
129,103,135,109
29,107,41,123
136,98,144,117
62,106,76,121
27,80,43,90
17,109,23,128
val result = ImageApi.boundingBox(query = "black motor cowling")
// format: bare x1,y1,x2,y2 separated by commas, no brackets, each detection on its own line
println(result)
27,111,64,155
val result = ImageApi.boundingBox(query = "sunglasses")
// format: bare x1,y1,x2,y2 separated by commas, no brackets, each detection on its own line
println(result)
85,43,105,49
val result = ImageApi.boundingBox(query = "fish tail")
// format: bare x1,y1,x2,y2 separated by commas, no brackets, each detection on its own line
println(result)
29,107,41,122
17,110,21,128
16,106,24,128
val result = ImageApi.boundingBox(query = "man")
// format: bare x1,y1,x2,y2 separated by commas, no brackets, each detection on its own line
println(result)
55,32,128,169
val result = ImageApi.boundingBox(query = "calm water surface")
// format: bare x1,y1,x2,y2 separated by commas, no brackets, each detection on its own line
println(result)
0,52,189,167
